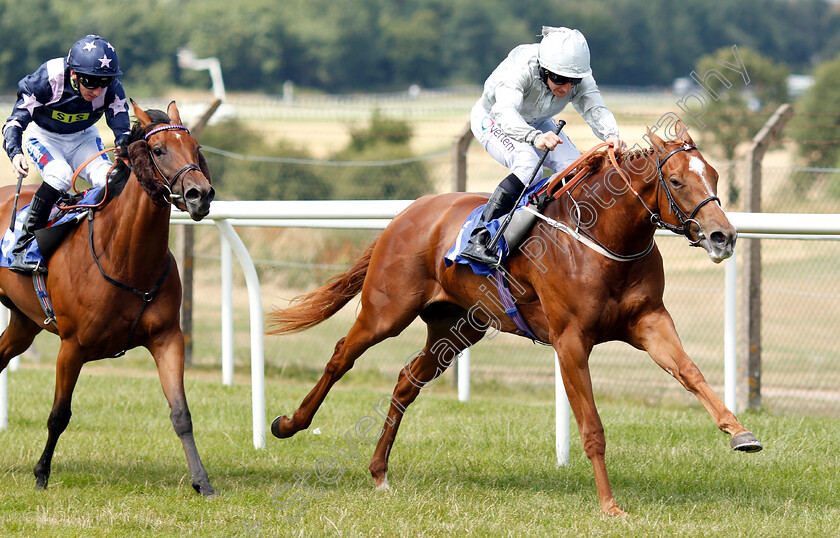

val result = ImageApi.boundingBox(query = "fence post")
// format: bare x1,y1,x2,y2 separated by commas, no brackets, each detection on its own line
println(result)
451,122,472,193
740,103,793,411
177,99,223,367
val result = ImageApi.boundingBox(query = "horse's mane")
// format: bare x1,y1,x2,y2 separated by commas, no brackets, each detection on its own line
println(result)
108,109,172,197
570,146,658,179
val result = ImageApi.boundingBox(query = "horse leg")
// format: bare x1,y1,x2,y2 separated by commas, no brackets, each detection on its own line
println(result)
149,331,215,496
33,345,83,489
369,309,484,490
554,329,626,516
0,306,42,371
631,308,761,451
272,300,422,439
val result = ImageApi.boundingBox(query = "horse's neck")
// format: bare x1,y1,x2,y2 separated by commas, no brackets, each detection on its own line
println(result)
97,177,171,272
552,159,659,256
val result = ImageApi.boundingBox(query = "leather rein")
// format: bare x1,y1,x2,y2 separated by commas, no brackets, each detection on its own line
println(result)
84,123,195,357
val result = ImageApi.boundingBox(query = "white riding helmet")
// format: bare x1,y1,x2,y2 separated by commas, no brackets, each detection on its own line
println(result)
538,26,592,78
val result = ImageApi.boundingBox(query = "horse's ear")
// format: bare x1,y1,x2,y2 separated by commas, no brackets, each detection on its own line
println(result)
128,140,167,201
675,120,695,145
166,101,182,126
647,126,666,155
131,99,152,129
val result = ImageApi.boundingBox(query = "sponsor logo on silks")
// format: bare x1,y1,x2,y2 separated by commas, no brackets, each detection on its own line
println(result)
50,110,90,124
489,123,515,153
27,140,53,169
481,115,495,131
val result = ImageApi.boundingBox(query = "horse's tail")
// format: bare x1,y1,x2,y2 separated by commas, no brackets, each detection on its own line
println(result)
267,237,378,335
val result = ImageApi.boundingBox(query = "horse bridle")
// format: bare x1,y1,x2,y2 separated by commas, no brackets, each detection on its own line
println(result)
645,143,720,246
144,124,201,205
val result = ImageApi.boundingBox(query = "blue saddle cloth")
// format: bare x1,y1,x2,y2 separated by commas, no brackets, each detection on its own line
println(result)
0,187,104,269
444,175,550,275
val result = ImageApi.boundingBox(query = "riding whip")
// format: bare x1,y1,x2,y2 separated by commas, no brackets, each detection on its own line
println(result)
487,120,565,251
8,172,24,233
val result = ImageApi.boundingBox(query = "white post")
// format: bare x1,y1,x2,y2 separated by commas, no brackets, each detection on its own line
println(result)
0,369,7,431
1,307,8,430
214,220,266,449
221,236,234,386
555,352,570,466
724,251,738,415
457,348,470,402
1,308,18,371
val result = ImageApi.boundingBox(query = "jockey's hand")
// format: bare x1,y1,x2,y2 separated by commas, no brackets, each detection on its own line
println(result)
606,135,627,153
114,144,128,161
11,153,28,178
534,131,563,151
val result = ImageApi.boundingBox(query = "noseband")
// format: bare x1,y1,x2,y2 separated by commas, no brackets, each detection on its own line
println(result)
650,144,720,245
144,124,201,205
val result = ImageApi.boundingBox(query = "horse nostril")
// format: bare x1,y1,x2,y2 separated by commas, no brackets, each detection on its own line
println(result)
207,186,216,202
710,231,727,246
185,188,201,203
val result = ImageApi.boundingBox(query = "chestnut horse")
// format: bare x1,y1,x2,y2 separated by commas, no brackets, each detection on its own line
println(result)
0,101,215,495
268,123,761,515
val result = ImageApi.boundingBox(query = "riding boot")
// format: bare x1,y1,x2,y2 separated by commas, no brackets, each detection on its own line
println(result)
9,183,62,274
460,174,520,266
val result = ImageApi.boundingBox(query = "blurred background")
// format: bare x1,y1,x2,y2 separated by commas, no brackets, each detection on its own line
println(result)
2,0,839,417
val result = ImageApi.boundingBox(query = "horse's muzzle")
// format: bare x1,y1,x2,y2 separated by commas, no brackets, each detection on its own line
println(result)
184,185,215,221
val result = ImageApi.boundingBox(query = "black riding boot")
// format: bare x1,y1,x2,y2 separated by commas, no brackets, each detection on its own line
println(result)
9,183,61,274
460,174,520,266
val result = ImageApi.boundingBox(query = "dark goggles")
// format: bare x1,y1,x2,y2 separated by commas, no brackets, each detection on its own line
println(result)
546,71,582,86
76,73,115,89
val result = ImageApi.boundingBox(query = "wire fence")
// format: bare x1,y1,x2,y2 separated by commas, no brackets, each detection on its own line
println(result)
4,89,838,417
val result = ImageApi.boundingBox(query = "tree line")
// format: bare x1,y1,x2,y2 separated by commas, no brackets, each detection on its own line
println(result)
1,0,838,95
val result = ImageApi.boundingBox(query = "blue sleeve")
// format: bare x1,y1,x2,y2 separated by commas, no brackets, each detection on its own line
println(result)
105,79,131,148
3,68,50,159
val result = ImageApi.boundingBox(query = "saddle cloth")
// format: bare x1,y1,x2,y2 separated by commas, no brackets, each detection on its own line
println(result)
444,175,551,275
0,186,105,269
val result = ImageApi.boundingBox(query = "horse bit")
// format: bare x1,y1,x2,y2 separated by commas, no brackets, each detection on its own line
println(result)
144,124,201,204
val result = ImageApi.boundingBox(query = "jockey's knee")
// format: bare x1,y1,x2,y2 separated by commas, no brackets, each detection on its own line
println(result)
42,161,73,193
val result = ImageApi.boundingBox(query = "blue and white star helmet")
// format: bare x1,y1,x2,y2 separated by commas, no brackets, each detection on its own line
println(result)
66,35,122,77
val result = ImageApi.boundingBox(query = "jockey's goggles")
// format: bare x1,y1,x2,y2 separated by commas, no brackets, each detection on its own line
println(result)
76,73,115,89
546,71,582,86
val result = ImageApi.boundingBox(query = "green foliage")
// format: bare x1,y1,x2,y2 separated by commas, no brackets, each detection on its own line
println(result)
333,112,433,200
196,112,431,201
2,0,840,93
795,52,840,169
197,120,333,201
693,47,789,204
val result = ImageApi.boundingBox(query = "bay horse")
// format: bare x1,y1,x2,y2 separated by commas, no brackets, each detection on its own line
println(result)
0,100,216,495
268,122,761,515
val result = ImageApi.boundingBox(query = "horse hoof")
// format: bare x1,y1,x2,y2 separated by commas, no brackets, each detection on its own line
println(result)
731,432,763,452
34,476,48,490
271,415,295,439
194,483,217,497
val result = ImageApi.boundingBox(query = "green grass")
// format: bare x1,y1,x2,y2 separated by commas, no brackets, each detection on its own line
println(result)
2,364,839,537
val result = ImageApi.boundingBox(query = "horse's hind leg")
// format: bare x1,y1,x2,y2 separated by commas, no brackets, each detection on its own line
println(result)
0,305,42,371
369,306,484,489
272,296,423,439
33,344,83,489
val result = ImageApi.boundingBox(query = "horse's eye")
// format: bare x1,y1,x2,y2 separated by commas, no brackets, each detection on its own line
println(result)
669,177,682,188
153,147,164,157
